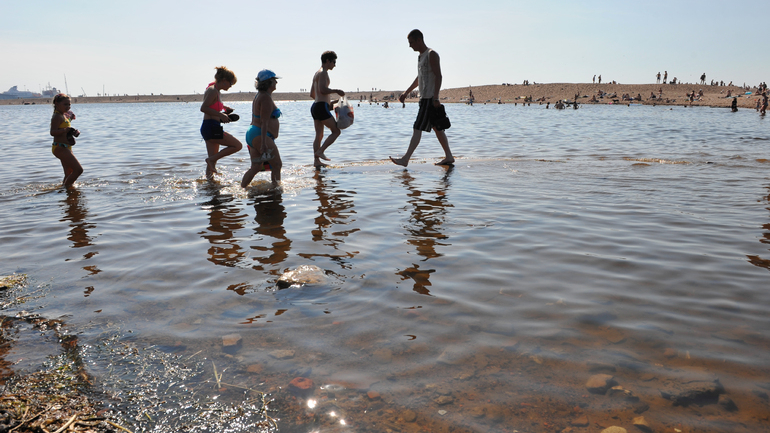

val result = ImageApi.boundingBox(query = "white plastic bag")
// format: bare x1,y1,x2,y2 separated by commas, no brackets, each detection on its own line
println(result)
335,96,354,129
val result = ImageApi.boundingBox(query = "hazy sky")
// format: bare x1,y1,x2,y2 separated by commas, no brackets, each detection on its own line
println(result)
2,0,767,96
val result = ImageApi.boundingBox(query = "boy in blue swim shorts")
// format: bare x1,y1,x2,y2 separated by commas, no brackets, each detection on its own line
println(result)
310,51,346,168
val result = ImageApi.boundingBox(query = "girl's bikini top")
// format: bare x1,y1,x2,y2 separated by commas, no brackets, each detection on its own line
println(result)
55,110,72,129
206,82,225,112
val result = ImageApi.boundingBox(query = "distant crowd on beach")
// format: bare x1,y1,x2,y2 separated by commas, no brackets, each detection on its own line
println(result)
48,30,455,189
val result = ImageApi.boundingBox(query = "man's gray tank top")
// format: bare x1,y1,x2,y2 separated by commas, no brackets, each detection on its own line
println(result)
418,48,436,99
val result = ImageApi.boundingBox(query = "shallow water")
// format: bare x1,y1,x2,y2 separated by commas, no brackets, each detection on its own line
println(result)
2,101,770,432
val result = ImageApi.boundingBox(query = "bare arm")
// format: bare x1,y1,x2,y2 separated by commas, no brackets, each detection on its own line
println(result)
429,51,442,104
258,97,272,153
399,77,419,103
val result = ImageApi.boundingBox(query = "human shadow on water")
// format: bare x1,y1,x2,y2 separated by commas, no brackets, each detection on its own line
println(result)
299,171,360,269
747,184,770,270
199,190,248,268
247,190,291,275
60,188,96,249
59,188,100,296
394,166,454,295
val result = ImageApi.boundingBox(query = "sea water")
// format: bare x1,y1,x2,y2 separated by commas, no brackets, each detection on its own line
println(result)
1,100,770,432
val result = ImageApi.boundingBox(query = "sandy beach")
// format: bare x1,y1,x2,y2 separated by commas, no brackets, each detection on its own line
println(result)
1,83,761,109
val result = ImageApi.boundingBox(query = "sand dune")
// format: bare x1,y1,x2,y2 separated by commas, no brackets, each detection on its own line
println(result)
1,83,761,109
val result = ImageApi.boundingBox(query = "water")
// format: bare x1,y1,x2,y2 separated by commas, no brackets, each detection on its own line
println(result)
2,101,770,432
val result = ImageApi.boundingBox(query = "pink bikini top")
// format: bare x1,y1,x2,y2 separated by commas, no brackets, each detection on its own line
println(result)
206,82,225,112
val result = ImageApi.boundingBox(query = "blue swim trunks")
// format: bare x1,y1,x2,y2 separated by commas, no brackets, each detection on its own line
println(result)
310,102,333,121
200,119,224,140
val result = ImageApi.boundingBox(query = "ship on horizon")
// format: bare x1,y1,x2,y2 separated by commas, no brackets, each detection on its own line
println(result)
0,83,60,100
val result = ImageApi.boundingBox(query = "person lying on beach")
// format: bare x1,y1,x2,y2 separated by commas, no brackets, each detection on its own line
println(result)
241,70,282,188
310,51,345,168
50,93,82,187
390,29,454,167
200,66,242,179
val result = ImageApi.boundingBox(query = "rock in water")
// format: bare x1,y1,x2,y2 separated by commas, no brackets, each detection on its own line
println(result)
277,265,327,288
221,333,242,354
288,377,314,396
586,374,617,394
660,379,724,406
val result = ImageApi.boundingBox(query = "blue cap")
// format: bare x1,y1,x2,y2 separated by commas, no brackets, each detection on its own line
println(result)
257,69,280,81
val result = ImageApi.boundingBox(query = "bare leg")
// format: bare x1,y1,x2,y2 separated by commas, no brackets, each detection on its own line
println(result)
241,145,264,189
314,118,340,166
205,145,218,178
54,146,83,187
390,129,422,167
312,120,328,167
205,132,242,177
268,143,282,185
433,129,455,165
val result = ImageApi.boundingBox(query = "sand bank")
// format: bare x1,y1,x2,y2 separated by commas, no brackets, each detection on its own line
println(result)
0,83,761,109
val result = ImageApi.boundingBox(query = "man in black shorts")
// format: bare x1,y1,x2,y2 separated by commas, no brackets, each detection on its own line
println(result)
390,29,454,167
310,51,345,167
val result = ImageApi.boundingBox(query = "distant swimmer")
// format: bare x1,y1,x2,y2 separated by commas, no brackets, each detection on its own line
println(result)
731,97,738,112
200,66,242,179
50,93,82,187
242,70,283,188
390,29,454,167
310,51,345,168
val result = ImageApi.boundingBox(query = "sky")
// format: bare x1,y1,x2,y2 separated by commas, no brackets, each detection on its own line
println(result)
2,0,768,97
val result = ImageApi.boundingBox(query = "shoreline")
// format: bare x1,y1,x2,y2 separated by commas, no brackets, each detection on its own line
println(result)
0,83,760,109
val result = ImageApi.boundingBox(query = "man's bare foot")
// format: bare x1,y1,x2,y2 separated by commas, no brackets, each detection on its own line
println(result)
314,160,329,169
435,157,455,166
315,152,331,161
390,156,408,167
205,157,218,174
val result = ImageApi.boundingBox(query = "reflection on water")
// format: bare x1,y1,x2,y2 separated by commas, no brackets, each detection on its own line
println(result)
302,171,359,268
395,167,454,295
60,188,99,296
200,190,247,268
248,191,290,274
60,188,96,250
747,184,770,270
